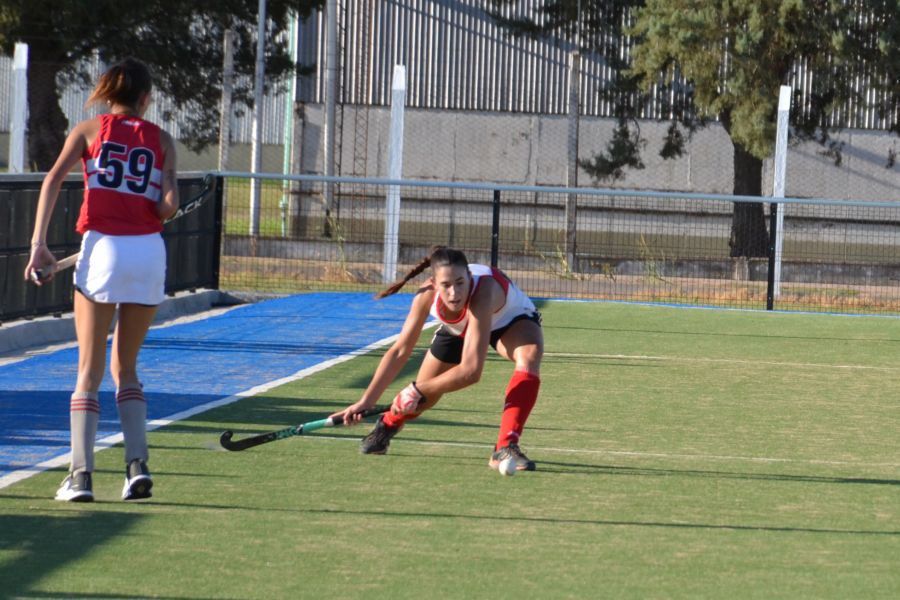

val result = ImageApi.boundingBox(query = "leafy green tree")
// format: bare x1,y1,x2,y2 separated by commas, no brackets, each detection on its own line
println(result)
0,0,321,171
489,0,899,257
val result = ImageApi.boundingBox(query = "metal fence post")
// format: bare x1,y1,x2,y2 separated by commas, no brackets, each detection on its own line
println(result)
766,202,778,310
491,190,500,268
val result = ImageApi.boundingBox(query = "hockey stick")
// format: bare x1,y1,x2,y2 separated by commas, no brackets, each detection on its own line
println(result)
30,173,216,283
219,406,390,452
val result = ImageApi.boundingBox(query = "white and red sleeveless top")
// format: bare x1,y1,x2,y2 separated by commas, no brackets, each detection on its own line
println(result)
77,113,166,235
429,264,536,337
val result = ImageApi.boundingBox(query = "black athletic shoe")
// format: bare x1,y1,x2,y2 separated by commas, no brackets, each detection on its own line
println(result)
55,471,94,502
489,443,536,472
122,459,153,500
360,415,402,455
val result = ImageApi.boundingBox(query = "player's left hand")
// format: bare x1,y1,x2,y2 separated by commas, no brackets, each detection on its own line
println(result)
391,382,425,415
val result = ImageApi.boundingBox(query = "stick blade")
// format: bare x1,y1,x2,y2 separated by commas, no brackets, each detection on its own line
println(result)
219,429,279,451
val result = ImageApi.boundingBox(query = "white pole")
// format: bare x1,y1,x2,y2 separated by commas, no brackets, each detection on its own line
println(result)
565,49,580,271
383,65,406,284
249,0,267,240
773,85,791,297
323,0,338,225
9,43,28,173
281,11,299,237
218,29,235,172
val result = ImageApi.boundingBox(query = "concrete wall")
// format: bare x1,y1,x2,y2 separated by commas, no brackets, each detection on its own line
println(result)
280,105,899,200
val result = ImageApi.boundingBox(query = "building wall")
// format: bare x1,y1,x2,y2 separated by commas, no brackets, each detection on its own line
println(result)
4,107,895,201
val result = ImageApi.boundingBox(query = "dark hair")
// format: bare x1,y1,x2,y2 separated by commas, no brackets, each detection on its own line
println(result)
86,57,153,109
375,246,469,299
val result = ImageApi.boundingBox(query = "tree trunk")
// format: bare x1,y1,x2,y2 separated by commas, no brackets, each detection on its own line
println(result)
27,59,69,172
729,142,769,258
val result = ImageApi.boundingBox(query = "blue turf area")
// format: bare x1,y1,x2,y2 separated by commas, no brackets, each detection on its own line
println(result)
0,292,413,483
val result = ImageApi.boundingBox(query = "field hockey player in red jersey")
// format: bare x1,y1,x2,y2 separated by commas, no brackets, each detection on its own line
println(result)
25,57,179,502
333,246,544,473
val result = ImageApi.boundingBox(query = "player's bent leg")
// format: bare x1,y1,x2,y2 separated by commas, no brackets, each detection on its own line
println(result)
492,319,544,471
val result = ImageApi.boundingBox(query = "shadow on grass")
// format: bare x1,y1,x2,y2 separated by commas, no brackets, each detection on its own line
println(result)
15,594,238,600
135,501,900,537
0,512,140,598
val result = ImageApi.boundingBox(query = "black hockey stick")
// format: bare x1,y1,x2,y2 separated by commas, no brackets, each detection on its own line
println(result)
219,406,390,452
31,173,216,283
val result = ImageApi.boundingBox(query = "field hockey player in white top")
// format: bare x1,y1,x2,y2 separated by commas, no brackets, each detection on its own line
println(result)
333,246,544,473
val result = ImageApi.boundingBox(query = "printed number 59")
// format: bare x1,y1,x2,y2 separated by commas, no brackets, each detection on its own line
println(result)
97,142,155,195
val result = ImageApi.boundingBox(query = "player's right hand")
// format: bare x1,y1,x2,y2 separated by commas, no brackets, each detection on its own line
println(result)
332,400,374,426
24,245,57,286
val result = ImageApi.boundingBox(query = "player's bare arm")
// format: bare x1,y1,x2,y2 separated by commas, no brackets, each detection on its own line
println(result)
414,277,501,399
334,285,434,424
157,131,179,221
24,121,93,283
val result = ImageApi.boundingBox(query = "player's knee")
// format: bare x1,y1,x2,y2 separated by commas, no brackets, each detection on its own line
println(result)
516,344,543,368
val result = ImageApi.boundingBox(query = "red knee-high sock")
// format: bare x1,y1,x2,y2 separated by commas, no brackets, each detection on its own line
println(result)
497,369,540,449
382,411,417,428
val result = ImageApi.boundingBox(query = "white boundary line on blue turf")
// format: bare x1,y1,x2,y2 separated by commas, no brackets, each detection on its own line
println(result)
0,325,437,491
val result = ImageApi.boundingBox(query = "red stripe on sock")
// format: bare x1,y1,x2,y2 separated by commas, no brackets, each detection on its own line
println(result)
497,369,540,450
70,401,100,413
116,390,146,404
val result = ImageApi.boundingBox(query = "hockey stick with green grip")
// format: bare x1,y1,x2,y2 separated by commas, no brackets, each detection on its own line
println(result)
219,406,390,451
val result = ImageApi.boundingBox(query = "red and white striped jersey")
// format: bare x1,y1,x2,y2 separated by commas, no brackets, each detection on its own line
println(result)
76,114,166,235
429,264,536,337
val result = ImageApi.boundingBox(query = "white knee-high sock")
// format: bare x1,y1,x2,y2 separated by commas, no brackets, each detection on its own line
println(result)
70,391,100,473
116,384,148,463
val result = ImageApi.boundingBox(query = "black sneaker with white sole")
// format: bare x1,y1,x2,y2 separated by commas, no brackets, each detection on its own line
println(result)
55,471,94,502
360,415,402,454
489,443,537,472
122,459,153,500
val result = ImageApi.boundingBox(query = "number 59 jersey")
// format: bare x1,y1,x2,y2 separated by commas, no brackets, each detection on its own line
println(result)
77,114,167,235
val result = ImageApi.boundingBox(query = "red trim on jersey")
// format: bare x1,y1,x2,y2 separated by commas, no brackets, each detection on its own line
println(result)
434,268,512,338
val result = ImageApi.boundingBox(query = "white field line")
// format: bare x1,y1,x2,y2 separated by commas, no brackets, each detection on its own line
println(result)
304,435,900,469
546,352,900,372
0,304,243,368
0,324,438,491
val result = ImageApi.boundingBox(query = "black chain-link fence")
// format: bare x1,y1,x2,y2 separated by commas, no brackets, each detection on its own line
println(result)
218,174,900,315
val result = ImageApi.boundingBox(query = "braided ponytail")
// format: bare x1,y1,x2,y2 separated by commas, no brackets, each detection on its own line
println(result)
375,246,470,299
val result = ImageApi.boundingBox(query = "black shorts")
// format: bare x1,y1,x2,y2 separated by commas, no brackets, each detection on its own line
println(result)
429,312,542,365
